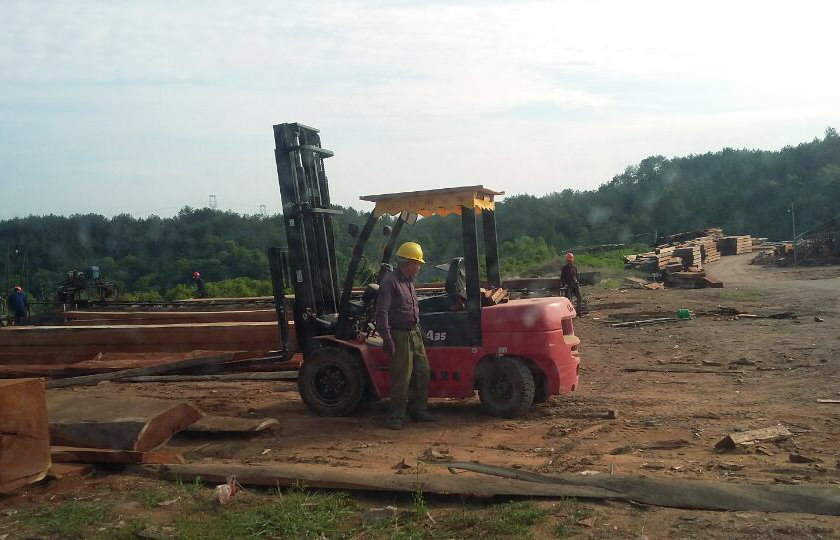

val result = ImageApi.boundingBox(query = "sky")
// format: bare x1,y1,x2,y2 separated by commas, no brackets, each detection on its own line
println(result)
1,0,839,219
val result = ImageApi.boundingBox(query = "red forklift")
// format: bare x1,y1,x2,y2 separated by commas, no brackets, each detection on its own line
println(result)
268,123,580,418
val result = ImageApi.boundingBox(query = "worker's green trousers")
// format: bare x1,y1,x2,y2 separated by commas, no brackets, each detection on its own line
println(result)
388,326,430,421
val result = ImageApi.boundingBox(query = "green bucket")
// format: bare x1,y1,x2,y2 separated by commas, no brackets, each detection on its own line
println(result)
676,308,691,320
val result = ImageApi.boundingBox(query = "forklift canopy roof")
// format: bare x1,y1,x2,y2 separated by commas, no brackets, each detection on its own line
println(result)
360,185,504,218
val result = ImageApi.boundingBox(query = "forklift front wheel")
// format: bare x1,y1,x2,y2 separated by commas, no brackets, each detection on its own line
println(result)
477,357,535,418
298,347,367,416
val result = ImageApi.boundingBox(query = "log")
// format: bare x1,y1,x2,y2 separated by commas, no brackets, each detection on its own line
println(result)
47,394,203,451
715,426,793,450
52,446,184,465
185,416,280,434
118,371,298,383
130,461,840,515
624,366,745,374
0,379,51,494
45,352,236,388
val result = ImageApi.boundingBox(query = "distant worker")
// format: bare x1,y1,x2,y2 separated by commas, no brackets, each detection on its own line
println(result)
8,286,29,325
192,271,207,298
375,242,436,430
560,252,583,314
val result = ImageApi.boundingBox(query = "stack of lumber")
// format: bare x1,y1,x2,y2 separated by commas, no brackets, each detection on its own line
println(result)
623,252,683,272
673,246,702,271
0,379,51,494
718,235,753,255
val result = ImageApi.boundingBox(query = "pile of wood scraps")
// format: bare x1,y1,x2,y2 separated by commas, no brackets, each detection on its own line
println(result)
0,378,281,493
482,287,509,306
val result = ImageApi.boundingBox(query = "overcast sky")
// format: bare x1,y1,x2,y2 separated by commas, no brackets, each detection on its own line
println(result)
1,1,839,218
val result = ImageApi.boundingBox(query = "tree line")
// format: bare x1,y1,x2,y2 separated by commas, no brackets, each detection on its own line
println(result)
2,128,838,300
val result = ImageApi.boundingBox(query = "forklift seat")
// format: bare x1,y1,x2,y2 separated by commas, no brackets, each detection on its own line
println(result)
419,257,466,313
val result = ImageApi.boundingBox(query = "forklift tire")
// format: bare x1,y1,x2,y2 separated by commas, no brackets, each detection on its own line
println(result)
477,357,535,418
532,373,550,404
298,347,366,417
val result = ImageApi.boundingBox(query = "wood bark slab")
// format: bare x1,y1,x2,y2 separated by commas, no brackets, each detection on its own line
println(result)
715,425,793,450
47,394,203,451
52,446,184,464
45,352,236,388
131,461,840,515
185,416,279,434
0,379,51,493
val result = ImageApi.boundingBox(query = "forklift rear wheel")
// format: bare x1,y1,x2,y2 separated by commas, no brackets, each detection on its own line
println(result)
298,347,366,416
477,357,535,418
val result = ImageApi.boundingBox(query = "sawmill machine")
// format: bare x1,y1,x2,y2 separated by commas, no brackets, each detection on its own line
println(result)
270,122,580,418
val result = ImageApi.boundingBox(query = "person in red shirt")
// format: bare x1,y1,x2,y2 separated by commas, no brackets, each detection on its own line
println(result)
560,252,583,313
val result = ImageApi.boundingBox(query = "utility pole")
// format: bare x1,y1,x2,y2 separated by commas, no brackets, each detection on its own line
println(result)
789,203,797,266
209,194,217,209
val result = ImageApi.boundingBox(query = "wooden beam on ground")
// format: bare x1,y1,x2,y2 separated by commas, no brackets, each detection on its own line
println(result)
62,310,278,325
0,379,51,494
715,426,793,450
47,394,203,451
131,461,840,515
118,371,298,383
52,447,184,465
624,366,745,374
45,352,236,388
185,416,280,434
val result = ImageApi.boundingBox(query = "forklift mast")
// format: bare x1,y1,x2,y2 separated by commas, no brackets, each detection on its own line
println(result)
272,123,343,354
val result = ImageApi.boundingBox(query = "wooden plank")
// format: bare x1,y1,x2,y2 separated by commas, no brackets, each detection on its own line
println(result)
0,321,296,356
624,366,744,374
816,399,840,404
47,394,203,451
52,446,184,465
131,461,840,515
185,416,280,434
715,426,793,450
0,379,51,494
62,310,278,325
47,463,95,480
45,352,236,388
119,372,298,383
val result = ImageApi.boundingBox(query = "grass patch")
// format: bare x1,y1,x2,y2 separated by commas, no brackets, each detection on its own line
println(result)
172,488,356,540
716,289,764,301
442,500,549,539
26,500,112,538
553,499,595,537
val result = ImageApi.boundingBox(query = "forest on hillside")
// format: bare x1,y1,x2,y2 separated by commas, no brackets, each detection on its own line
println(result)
2,128,839,301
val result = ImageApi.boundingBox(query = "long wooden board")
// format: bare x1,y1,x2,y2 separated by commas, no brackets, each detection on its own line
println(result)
47,394,203,451
0,321,295,355
0,379,51,494
45,352,236,388
62,310,278,325
52,446,184,465
132,462,840,515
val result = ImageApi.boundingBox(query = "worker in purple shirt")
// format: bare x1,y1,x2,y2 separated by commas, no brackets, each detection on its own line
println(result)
375,242,437,430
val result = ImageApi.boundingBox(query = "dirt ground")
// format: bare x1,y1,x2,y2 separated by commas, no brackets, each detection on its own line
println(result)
3,253,840,539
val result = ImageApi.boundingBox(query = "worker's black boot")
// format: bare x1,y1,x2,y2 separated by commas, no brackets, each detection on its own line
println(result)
410,412,438,422
386,418,403,430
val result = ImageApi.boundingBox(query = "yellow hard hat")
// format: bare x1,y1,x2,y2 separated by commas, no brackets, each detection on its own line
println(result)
396,242,425,263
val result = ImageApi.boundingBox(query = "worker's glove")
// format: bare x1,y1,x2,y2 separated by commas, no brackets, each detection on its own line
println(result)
383,338,395,357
